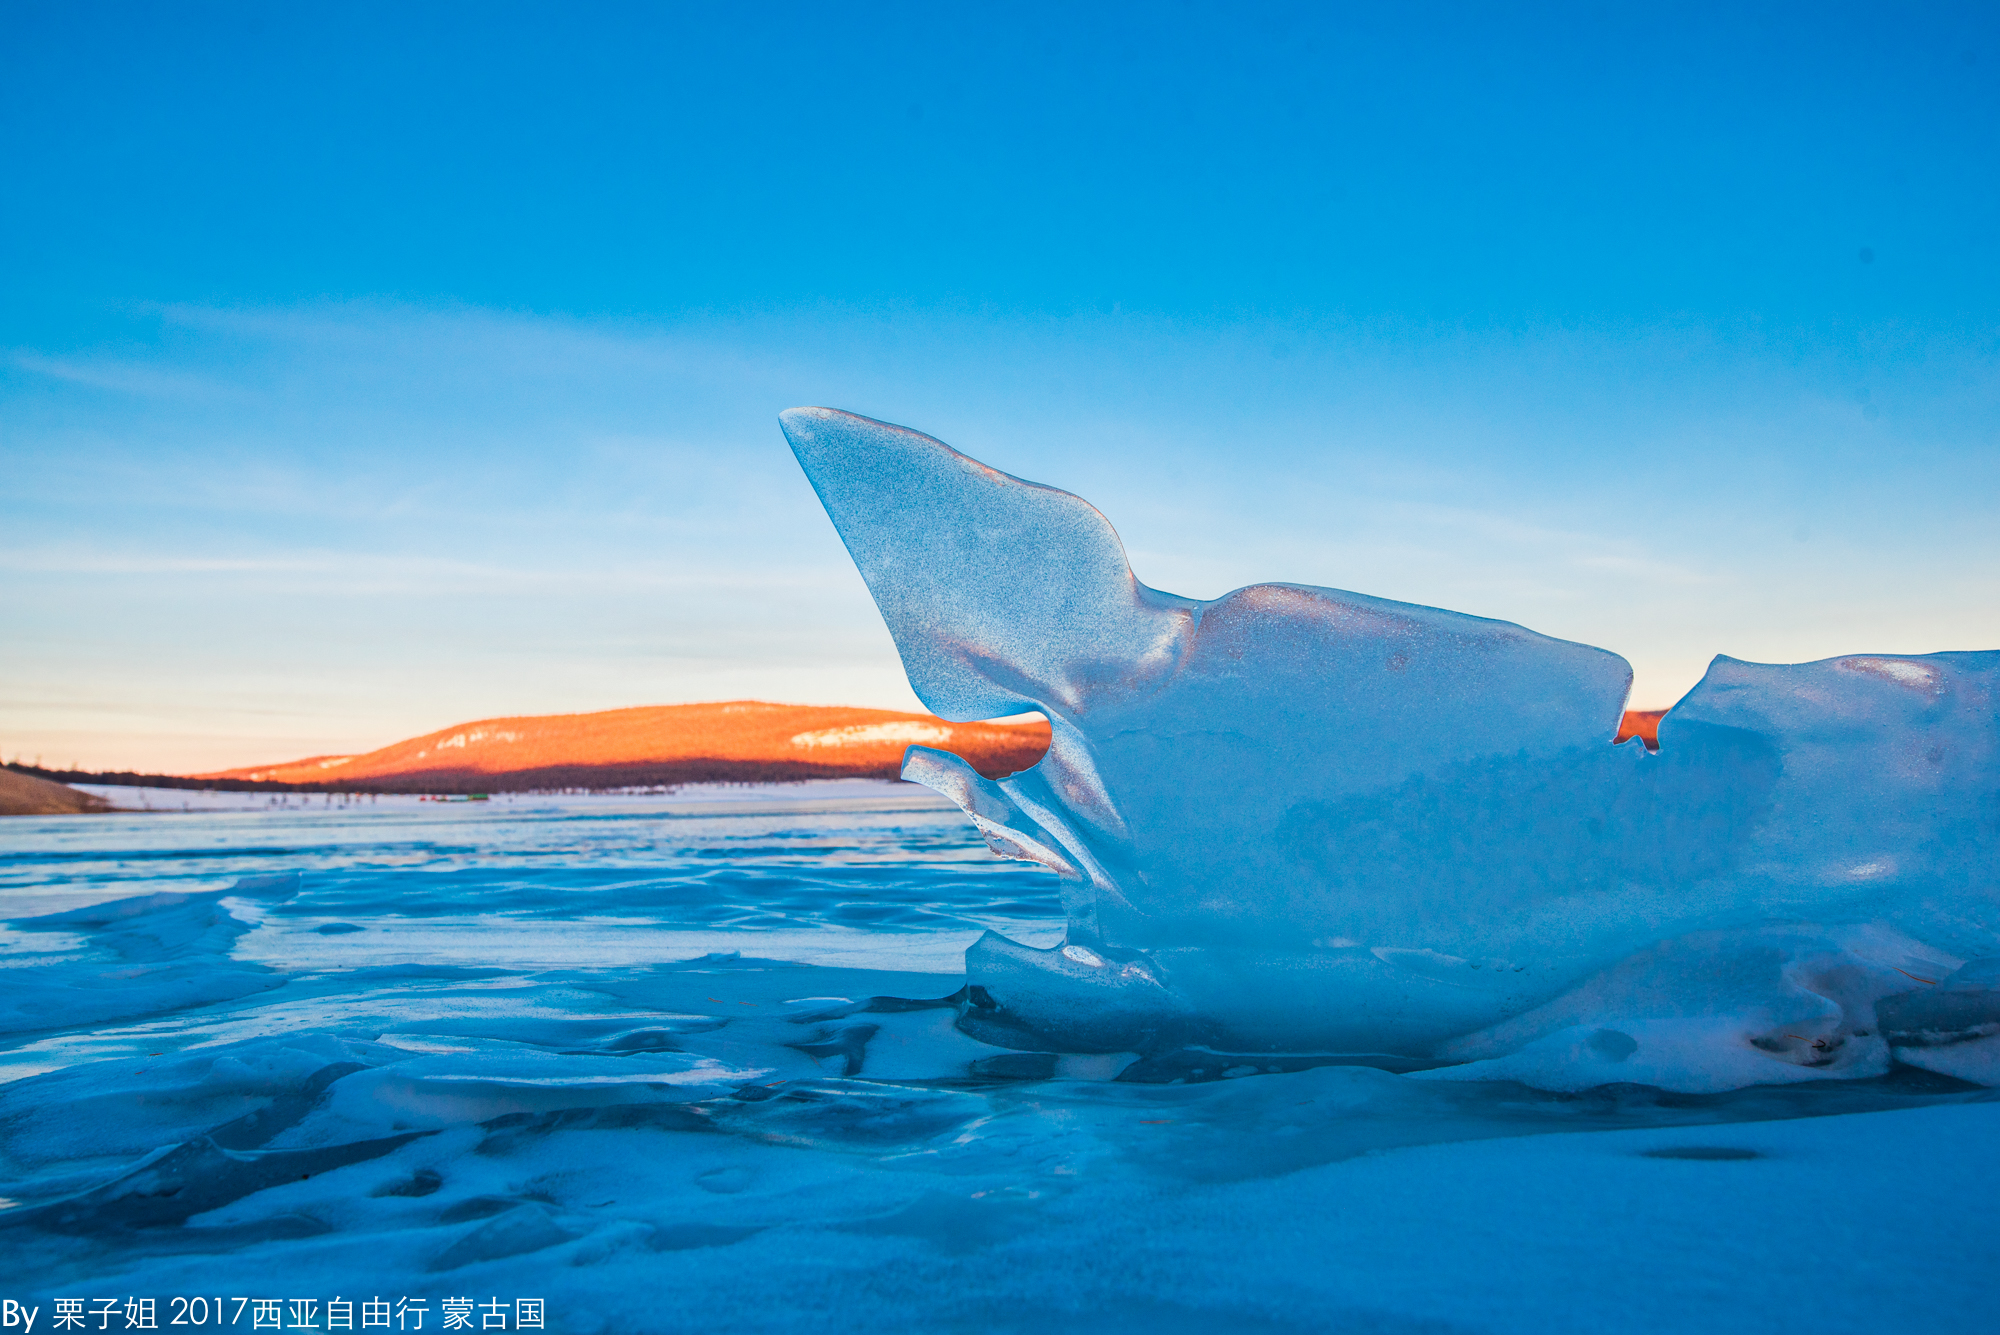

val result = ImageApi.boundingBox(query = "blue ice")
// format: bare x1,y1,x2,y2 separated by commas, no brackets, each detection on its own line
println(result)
780,406,2000,1093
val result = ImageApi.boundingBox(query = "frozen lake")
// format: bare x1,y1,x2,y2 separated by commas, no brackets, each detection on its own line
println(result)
1,783,1994,1333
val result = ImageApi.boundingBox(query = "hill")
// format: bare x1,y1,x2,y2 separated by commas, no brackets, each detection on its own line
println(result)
25,703,1669,798
1614,709,1665,749
195,701,1053,793
0,767,116,815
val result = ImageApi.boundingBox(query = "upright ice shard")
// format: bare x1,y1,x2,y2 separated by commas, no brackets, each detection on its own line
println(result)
781,407,2000,1089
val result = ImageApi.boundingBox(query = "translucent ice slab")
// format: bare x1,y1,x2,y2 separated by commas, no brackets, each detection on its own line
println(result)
781,407,2000,1090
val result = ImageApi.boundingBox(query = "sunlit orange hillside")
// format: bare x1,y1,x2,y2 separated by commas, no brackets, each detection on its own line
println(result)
1614,709,1666,749
197,702,1052,793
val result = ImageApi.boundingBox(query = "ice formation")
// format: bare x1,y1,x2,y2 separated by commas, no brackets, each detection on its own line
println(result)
780,407,2000,1092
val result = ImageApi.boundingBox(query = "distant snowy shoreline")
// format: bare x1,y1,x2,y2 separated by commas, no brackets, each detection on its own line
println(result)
71,777,950,814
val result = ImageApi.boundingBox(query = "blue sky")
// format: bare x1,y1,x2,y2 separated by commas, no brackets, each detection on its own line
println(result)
3,2,1996,771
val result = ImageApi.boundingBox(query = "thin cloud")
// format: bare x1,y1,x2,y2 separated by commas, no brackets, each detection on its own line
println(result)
7,350,240,400
0,544,859,594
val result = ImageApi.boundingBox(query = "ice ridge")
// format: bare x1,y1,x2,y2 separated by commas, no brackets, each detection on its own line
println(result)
780,406,2000,1091
1,873,302,1035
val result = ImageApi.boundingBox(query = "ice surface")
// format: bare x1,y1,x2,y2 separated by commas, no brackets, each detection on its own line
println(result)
3,792,1995,1329
782,407,2000,1091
